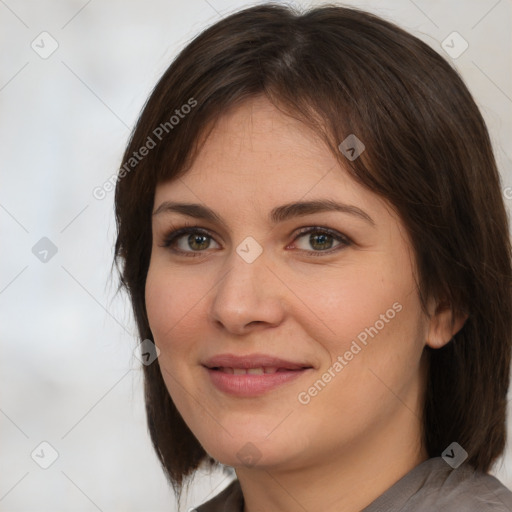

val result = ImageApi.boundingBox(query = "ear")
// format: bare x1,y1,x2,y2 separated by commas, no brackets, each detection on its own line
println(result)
426,299,468,349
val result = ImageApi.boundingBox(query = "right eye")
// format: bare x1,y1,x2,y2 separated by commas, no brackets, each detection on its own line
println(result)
161,226,221,256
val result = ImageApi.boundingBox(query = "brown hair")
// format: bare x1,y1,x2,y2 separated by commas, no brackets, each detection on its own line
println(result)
114,2,512,497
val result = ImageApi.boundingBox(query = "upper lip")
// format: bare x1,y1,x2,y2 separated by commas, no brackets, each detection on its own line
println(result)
203,353,313,370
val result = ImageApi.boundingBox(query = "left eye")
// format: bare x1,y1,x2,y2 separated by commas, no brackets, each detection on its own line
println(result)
291,228,350,254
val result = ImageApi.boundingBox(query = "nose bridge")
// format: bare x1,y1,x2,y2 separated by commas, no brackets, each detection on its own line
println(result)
209,241,284,331
215,244,267,307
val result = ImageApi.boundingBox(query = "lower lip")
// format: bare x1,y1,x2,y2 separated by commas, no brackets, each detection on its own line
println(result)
205,367,310,397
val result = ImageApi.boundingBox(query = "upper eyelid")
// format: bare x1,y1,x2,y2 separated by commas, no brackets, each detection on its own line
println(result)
162,225,345,239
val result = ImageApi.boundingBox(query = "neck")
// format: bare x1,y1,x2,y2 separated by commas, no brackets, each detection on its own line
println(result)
236,407,428,512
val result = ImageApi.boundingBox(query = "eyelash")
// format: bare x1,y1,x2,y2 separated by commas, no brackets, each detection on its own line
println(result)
159,221,352,258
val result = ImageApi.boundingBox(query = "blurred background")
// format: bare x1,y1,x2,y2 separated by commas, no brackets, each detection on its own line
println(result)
1,0,511,510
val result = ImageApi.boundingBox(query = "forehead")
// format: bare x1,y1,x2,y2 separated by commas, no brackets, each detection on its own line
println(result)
155,96,374,210
190,97,331,174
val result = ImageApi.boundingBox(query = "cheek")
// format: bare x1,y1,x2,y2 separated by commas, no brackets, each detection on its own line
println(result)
145,264,207,407
295,250,424,393
296,284,425,445
145,267,171,339
291,255,409,345
145,263,207,350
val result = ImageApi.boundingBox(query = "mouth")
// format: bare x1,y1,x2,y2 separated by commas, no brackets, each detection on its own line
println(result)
202,353,313,396
209,366,307,374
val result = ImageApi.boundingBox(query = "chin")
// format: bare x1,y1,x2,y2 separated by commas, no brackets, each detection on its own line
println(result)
198,430,306,471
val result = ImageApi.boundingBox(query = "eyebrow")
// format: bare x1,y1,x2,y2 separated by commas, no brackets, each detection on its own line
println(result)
152,199,375,227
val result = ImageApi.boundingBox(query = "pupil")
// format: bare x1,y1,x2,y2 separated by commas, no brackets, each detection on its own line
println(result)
189,234,209,250
311,233,332,250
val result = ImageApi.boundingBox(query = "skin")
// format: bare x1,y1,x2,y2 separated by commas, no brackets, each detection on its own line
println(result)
145,96,467,512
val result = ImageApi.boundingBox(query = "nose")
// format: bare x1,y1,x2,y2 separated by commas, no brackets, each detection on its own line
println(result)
209,248,286,335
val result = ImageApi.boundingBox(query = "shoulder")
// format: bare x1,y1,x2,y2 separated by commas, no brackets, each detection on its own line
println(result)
194,479,243,512
418,459,512,511
366,457,512,512
192,458,512,512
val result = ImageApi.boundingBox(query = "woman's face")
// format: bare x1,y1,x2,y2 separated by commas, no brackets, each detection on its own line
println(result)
145,96,435,471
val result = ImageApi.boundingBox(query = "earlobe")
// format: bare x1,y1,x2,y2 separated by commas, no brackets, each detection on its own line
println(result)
426,301,469,349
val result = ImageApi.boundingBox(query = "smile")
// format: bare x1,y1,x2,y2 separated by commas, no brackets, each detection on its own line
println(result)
205,366,311,396
202,353,314,396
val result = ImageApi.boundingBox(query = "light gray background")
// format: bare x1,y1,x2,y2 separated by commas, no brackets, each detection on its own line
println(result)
1,0,511,510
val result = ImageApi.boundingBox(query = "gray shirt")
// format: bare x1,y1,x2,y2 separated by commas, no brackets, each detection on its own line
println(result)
194,457,512,511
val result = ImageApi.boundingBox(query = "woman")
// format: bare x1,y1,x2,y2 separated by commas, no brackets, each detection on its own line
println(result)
114,3,512,511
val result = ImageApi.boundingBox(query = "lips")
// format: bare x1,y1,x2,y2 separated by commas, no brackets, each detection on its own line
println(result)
215,367,297,375
203,353,313,397
203,353,312,371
